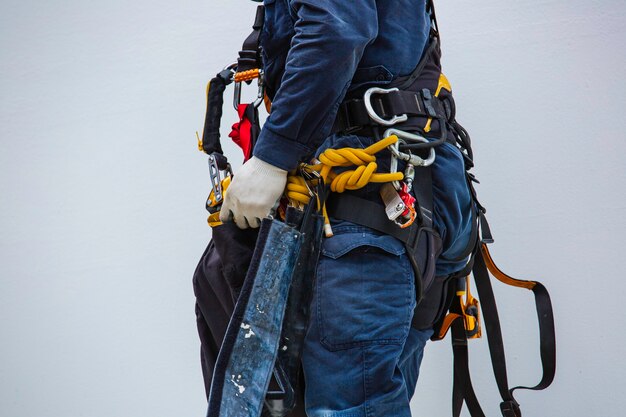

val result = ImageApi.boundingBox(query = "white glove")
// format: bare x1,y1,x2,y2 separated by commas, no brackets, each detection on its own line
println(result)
219,156,288,228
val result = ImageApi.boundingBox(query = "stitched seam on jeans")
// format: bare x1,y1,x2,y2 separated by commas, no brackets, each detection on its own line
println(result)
323,339,404,351
403,253,414,338
363,347,372,417
316,258,325,348
321,236,405,259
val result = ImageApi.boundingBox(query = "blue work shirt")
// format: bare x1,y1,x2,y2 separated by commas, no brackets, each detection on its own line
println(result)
253,0,473,275
254,0,431,169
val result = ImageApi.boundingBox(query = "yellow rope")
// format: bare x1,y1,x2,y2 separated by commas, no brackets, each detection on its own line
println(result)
286,135,404,236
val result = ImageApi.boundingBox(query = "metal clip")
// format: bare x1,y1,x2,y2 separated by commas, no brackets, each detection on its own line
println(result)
233,69,265,110
385,128,436,189
206,154,232,213
363,87,408,126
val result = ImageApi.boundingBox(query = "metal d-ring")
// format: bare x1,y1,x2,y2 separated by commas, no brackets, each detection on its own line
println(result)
363,87,409,126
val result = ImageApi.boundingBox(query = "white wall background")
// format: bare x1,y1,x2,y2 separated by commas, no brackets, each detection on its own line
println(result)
1,1,624,416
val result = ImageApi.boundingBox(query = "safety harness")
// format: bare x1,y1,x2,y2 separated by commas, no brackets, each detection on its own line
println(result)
196,2,556,416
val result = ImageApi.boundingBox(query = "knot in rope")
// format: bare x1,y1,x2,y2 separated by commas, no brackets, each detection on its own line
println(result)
307,135,403,193
284,134,404,236
285,134,403,204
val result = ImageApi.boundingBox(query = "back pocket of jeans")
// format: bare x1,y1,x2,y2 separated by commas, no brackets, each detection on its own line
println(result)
316,232,415,351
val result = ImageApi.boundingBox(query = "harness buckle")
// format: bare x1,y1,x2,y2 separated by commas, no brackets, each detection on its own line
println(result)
363,87,408,126
500,400,522,417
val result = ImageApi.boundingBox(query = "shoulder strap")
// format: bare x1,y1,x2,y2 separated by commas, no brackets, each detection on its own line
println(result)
426,0,440,42
237,5,265,72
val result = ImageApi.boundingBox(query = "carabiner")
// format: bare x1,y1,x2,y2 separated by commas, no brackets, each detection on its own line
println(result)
385,128,436,190
233,69,265,110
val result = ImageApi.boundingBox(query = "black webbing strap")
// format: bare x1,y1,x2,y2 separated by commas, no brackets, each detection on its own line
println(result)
200,6,264,159
333,89,448,135
451,318,486,417
237,5,265,73
325,194,419,247
426,0,440,41
460,244,556,417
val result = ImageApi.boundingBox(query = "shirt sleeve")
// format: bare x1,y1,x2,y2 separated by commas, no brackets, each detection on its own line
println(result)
253,0,379,171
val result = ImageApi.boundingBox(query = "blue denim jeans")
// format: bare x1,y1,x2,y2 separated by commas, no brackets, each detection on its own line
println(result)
301,223,434,417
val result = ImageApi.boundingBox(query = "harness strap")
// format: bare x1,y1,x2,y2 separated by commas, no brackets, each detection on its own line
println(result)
325,194,420,246
324,164,435,302
451,319,486,417
199,5,265,158
448,243,555,417
324,159,434,240
477,243,557,394
333,88,449,135
237,5,264,73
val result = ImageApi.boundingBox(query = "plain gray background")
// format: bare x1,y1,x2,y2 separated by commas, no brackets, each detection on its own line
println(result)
1,0,625,416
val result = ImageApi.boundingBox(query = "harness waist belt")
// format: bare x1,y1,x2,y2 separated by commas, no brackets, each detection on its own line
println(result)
333,88,449,135
325,194,420,247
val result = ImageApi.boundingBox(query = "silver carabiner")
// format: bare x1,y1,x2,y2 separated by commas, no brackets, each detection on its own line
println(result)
253,71,265,109
363,87,409,126
233,70,265,110
385,128,437,189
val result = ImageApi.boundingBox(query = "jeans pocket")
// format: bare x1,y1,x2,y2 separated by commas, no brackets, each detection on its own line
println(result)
316,232,415,351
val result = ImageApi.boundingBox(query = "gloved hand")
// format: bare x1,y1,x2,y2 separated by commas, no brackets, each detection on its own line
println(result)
219,156,288,228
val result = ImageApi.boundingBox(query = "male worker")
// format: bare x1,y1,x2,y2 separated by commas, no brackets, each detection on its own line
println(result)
220,0,474,415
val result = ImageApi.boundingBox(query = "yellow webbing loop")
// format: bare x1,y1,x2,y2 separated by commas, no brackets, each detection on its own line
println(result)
286,135,404,236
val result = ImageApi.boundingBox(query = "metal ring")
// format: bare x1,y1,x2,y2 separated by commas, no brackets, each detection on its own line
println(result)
363,87,409,126
384,128,436,167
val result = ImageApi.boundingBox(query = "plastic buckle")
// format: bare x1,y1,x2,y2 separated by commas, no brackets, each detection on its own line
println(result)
421,88,438,117
363,87,408,126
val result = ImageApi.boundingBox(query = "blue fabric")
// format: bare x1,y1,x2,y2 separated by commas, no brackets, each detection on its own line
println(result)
254,0,472,273
249,1,474,413
211,220,302,417
301,226,434,417
314,133,473,275
254,0,430,170
432,142,473,275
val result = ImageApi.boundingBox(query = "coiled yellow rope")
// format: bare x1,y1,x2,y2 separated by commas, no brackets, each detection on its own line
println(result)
286,135,403,236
